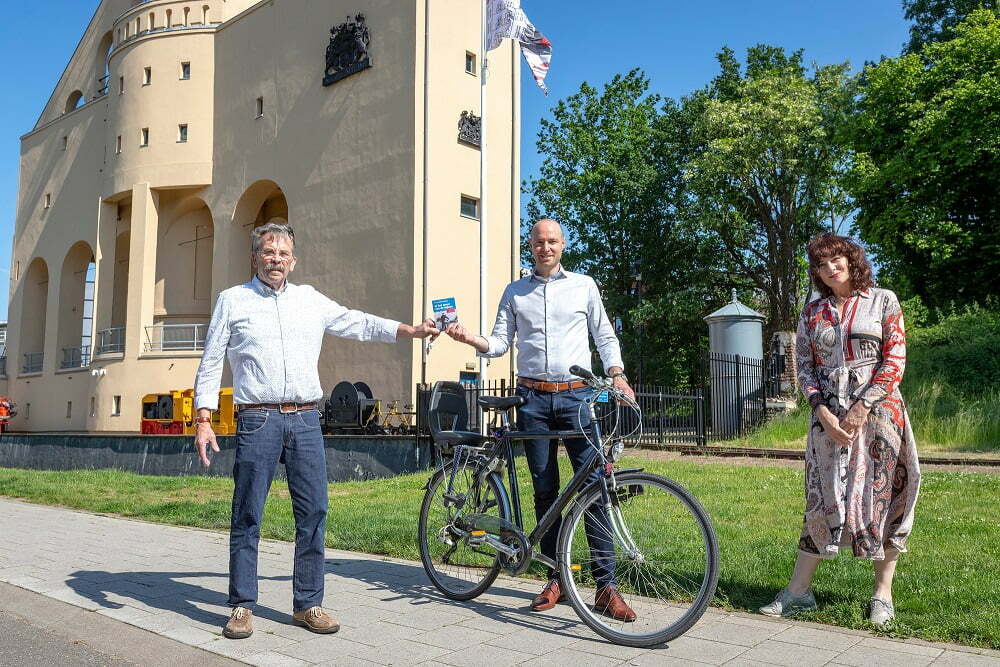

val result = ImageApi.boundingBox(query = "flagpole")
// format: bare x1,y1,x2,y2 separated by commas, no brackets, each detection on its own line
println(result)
479,0,489,387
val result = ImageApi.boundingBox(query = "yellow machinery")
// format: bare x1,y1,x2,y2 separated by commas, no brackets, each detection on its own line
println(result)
140,388,235,435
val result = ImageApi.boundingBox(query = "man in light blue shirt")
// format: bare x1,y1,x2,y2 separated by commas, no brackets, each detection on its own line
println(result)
194,222,438,639
445,218,637,622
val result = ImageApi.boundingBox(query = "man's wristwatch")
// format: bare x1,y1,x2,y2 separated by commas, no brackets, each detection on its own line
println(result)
195,416,212,425
610,372,628,382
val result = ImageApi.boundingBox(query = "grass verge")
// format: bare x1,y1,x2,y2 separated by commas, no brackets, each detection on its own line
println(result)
730,384,1000,455
1,461,998,648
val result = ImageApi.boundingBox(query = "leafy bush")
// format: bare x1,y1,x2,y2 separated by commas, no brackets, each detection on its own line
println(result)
903,301,1000,396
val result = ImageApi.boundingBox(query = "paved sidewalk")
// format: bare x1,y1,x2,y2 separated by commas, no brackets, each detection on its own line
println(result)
0,498,996,667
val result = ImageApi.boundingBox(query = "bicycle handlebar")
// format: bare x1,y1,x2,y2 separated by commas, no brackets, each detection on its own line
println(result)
569,365,597,382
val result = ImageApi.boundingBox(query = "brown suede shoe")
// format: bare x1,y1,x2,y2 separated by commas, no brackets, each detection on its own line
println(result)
223,607,253,639
292,606,340,634
530,579,565,612
595,586,637,622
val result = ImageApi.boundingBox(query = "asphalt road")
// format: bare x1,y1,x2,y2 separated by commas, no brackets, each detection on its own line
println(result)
0,582,241,667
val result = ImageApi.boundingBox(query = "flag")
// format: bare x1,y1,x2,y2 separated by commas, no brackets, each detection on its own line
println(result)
486,0,552,94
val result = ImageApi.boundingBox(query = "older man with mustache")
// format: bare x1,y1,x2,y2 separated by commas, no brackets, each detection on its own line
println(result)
193,222,438,640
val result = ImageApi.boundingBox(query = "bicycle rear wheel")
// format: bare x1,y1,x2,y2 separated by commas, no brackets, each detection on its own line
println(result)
418,461,510,601
558,471,719,647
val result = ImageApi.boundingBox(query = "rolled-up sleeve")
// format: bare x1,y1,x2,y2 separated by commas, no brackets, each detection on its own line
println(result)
321,292,399,343
194,293,232,410
587,279,624,373
859,291,906,405
796,307,822,404
478,286,516,358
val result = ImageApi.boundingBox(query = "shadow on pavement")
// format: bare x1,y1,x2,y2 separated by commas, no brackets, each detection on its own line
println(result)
65,570,292,627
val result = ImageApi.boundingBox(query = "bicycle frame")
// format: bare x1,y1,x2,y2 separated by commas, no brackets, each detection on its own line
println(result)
481,396,624,573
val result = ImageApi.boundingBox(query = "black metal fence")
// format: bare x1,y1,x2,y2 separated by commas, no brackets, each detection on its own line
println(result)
416,379,706,448
702,351,786,439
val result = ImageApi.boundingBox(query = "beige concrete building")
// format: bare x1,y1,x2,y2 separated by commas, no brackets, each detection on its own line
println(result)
5,0,520,432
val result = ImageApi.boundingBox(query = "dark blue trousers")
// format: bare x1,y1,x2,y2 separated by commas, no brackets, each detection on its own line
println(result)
515,385,617,587
228,408,327,612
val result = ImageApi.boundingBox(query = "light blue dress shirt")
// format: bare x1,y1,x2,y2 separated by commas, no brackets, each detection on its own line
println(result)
479,268,624,382
194,277,400,410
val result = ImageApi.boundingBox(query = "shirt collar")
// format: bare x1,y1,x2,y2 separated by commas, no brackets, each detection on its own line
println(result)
251,275,290,296
531,265,567,282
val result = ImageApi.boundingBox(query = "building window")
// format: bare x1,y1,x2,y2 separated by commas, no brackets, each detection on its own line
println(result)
183,7,190,25
460,195,480,220
25,403,29,420
116,135,122,154
180,61,191,80
62,135,68,151
66,401,72,419
112,395,121,416
44,193,51,209
90,396,96,418
119,76,125,94
143,67,152,85
466,52,477,75
13,261,19,281
140,128,149,147
256,96,264,118
149,12,156,30
178,124,188,142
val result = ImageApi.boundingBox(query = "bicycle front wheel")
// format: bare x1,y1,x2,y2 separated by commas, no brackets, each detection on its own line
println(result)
558,471,719,647
418,462,510,601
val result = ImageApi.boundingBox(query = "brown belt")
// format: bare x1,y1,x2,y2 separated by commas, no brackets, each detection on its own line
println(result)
239,402,318,414
518,377,588,393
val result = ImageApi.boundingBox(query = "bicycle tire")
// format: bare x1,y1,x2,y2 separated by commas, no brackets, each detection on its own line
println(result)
557,471,719,647
418,462,511,601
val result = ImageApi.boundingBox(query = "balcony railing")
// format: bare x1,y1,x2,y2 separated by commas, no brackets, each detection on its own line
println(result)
61,346,92,370
144,324,207,352
95,328,126,355
22,353,43,374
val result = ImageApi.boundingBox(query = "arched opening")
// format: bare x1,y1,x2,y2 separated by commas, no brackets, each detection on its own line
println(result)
64,90,84,113
151,193,214,351
19,258,49,373
95,31,113,97
166,9,172,27
183,7,190,26
149,12,156,30
230,180,289,286
202,5,210,24
57,242,96,369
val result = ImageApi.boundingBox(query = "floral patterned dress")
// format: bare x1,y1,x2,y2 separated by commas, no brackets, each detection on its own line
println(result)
795,287,920,560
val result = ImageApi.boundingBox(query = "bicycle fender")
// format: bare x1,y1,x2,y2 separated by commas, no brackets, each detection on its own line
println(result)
575,467,645,501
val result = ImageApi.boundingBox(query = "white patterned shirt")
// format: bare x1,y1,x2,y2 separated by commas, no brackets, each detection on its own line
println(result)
194,277,400,410
479,268,624,381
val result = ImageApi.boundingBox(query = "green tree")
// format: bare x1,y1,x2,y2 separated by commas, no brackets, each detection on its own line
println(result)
903,0,998,52
683,46,856,333
525,70,725,386
850,9,1000,306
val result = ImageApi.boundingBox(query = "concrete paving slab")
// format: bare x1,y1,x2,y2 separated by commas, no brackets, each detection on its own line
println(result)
1,497,997,667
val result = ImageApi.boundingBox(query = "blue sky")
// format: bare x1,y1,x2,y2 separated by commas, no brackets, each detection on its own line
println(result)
0,1,911,321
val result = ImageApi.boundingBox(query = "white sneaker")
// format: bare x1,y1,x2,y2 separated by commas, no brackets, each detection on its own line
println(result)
759,588,817,617
869,597,895,626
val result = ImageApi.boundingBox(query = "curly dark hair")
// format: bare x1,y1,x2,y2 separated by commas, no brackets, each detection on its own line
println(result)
806,233,875,298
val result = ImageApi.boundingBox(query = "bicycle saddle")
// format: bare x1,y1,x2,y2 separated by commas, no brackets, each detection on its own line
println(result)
476,395,526,411
433,430,490,446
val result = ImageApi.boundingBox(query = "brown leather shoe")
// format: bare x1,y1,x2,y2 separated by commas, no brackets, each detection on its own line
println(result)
530,579,564,611
595,586,637,622
292,606,340,634
223,607,253,639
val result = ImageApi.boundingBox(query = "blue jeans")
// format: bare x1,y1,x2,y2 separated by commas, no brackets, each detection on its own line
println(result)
228,408,328,612
515,385,617,587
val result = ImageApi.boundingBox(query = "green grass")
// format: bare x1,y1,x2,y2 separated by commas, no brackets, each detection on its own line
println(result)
730,383,1000,455
1,461,998,648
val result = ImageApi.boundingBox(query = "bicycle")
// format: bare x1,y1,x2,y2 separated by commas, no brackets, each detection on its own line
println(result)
417,366,720,647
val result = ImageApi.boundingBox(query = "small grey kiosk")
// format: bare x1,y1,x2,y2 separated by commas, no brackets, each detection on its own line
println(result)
704,291,766,438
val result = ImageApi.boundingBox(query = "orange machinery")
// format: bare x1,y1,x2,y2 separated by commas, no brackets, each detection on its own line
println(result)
140,388,235,435
0,397,16,433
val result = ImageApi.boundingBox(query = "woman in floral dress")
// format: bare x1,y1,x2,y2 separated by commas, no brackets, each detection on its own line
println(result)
760,233,920,627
